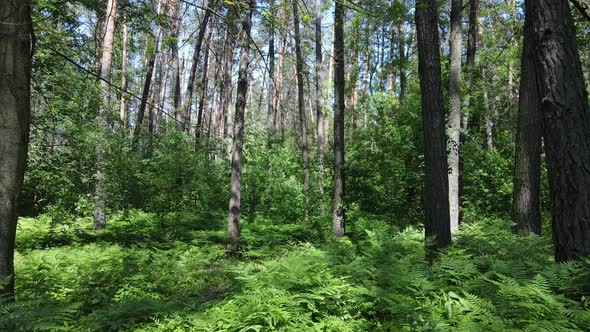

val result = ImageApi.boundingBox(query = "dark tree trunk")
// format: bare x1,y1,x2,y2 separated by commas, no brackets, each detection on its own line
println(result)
228,0,254,255
398,22,406,107
292,0,311,200
527,0,590,261
315,0,325,194
332,0,346,237
196,28,213,146
512,5,542,236
133,44,157,145
415,0,452,251
463,0,479,130
448,0,462,235
169,0,182,111
219,5,239,138
267,2,276,140
0,0,32,300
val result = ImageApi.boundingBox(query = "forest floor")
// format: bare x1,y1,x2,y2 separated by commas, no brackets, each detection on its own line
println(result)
5,211,590,331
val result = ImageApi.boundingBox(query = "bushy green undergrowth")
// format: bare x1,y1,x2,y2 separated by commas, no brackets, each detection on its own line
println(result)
3,211,589,331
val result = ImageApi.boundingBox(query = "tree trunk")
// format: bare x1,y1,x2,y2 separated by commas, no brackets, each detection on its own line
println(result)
463,0,479,130
267,2,276,140
0,0,32,300
169,0,182,111
228,0,255,255
512,6,542,235
94,0,117,230
119,17,129,125
133,39,158,144
415,0,452,251
527,0,590,261
482,67,493,150
398,22,406,107
332,0,346,237
292,0,311,199
219,5,239,138
315,0,325,194
448,0,462,235
180,0,216,131
276,36,286,144
196,28,213,146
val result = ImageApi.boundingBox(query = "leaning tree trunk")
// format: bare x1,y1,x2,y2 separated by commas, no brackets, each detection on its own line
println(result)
512,5,542,236
0,0,32,300
527,0,590,261
448,0,462,235
195,28,213,146
415,0,452,251
292,0,311,203
332,0,346,237
94,0,117,230
228,0,255,255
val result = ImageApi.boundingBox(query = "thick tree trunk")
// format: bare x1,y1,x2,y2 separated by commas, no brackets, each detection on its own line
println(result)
228,0,255,255
119,18,129,125
180,0,216,131
415,0,452,251
332,0,346,237
0,0,32,300
512,6,542,236
292,0,311,199
527,0,590,261
448,0,462,235
94,0,117,230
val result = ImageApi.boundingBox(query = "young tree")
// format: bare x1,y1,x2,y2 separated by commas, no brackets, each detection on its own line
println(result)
512,4,542,235
448,0,462,235
0,0,32,300
332,0,346,237
292,0,311,201
415,0,452,250
527,0,590,261
94,0,117,230
228,0,255,255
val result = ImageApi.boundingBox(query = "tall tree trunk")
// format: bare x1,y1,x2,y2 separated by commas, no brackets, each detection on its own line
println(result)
196,28,213,146
0,0,32,300
94,0,117,230
415,0,452,251
169,0,182,111
267,2,276,140
276,36,286,144
482,66,493,149
315,0,325,194
228,0,255,255
512,7,542,235
292,0,311,200
527,0,590,261
387,23,396,94
180,0,216,131
332,0,346,237
398,22,406,107
219,5,239,138
463,0,479,130
119,17,129,125
448,0,462,235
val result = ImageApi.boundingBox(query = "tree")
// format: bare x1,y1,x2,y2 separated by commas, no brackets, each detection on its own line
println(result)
94,0,117,230
527,0,590,261
0,0,32,300
415,0,452,251
332,0,346,237
315,0,326,194
292,0,311,205
119,12,129,125
267,0,277,141
448,0,462,235
462,0,478,130
512,3,542,236
228,0,255,255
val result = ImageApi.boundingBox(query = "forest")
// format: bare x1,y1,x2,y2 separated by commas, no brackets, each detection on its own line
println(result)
1,0,590,330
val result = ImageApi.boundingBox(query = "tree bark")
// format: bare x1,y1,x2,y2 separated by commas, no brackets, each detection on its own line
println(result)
398,22,406,107
315,0,325,194
448,0,462,235
94,0,117,230
332,0,346,237
228,0,255,255
119,17,129,125
512,6,542,236
462,0,478,130
415,0,452,251
267,1,276,140
196,28,213,146
168,0,182,111
219,5,239,138
292,0,311,200
0,0,32,300
527,0,590,261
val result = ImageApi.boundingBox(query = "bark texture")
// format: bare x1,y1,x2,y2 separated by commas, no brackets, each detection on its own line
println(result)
527,0,590,261
332,0,346,237
448,0,462,235
512,5,542,235
415,0,452,250
228,0,254,255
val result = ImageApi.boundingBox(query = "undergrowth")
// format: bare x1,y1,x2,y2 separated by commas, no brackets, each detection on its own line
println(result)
2,211,589,331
